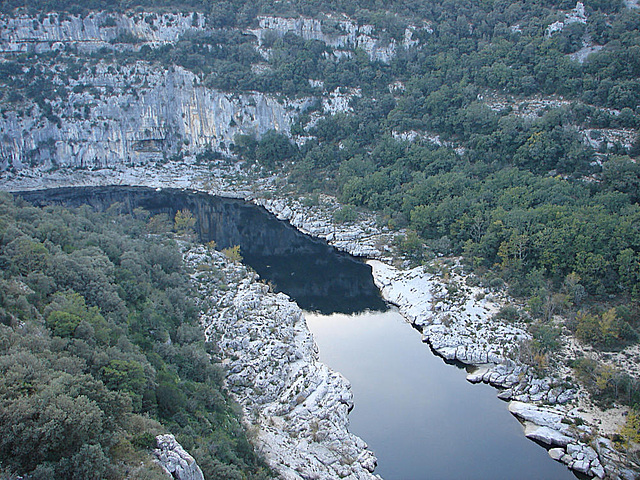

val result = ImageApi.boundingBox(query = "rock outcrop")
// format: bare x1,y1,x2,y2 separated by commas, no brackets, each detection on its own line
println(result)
154,434,205,480
247,14,426,63
0,10,431,172
0,11,206,53
185,245,379,480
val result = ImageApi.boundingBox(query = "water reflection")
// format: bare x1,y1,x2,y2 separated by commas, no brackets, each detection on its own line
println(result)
17,186,386,314
19,185,577,480
305,309,575,480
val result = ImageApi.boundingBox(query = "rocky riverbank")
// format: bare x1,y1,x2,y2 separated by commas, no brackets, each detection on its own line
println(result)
257,193,639,480
184,245,379,480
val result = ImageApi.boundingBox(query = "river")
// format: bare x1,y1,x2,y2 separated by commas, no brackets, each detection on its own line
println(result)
306,310,576,480
18,186,577,480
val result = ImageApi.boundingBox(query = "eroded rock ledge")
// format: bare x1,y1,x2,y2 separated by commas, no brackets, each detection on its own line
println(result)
154,434,205,480
184,245,379,480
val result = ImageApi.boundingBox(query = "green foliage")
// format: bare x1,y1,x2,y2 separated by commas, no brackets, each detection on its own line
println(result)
531,322,562,354
173,208,196,235
574,308,638,350
222,245,242,263
0,194,272,479
620,409,640,447
495,305,521,323
256,130,298,168
333,205,358,224
571,357,640,408
394,230,426,264
46,310,81,337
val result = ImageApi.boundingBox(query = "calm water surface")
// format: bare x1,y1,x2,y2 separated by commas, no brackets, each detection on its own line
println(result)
306,310,576,480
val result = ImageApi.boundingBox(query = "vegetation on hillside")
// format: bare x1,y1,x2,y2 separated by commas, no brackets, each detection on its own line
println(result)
0,193,272,479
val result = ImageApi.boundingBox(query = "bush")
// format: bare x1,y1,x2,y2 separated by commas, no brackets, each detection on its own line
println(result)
333,205,358,224
495,305,521,322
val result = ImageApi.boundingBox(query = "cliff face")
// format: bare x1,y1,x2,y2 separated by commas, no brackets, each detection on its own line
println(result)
0,62,310,170
0,11,206,53
248,15,428,63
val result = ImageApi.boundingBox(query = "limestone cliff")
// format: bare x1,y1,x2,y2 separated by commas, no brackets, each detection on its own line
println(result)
0,11,206,53
248,14,428,63
0,10,429,172
0,62,310,170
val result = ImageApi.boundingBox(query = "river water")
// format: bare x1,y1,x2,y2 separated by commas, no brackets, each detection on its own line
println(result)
19,186,577,480
306,310,576,480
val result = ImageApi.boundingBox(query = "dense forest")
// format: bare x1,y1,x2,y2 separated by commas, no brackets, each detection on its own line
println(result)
223,1,640,352
0,193,272,479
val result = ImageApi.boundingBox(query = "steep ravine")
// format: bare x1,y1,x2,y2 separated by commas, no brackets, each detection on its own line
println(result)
184,244,380,480
16,184,383,480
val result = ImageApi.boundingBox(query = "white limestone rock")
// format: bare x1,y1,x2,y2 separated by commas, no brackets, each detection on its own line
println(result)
549,447,566,462
247,14,426,63
0,62,310,171
185,246,380,480
524,425,573,447
154,434,205,480
509,401,571,435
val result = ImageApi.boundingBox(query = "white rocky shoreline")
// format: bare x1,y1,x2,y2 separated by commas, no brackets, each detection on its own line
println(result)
184,244,379,480
1,161,639,479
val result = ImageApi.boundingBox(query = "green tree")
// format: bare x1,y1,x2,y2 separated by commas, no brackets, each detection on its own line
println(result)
222,245,242,263
174,209,196,235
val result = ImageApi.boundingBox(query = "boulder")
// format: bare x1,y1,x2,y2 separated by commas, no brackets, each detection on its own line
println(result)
525,425,573,447
154,434,205,480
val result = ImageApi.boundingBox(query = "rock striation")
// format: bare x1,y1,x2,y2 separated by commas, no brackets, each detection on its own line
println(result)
0,10,430,173
185,245,379,480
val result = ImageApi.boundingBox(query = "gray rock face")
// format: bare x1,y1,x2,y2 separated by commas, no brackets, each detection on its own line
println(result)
0,10,319,171
0,11,205,54
0,63,309,171
247,15,416,63
154,434,205,480
0,10,430,172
